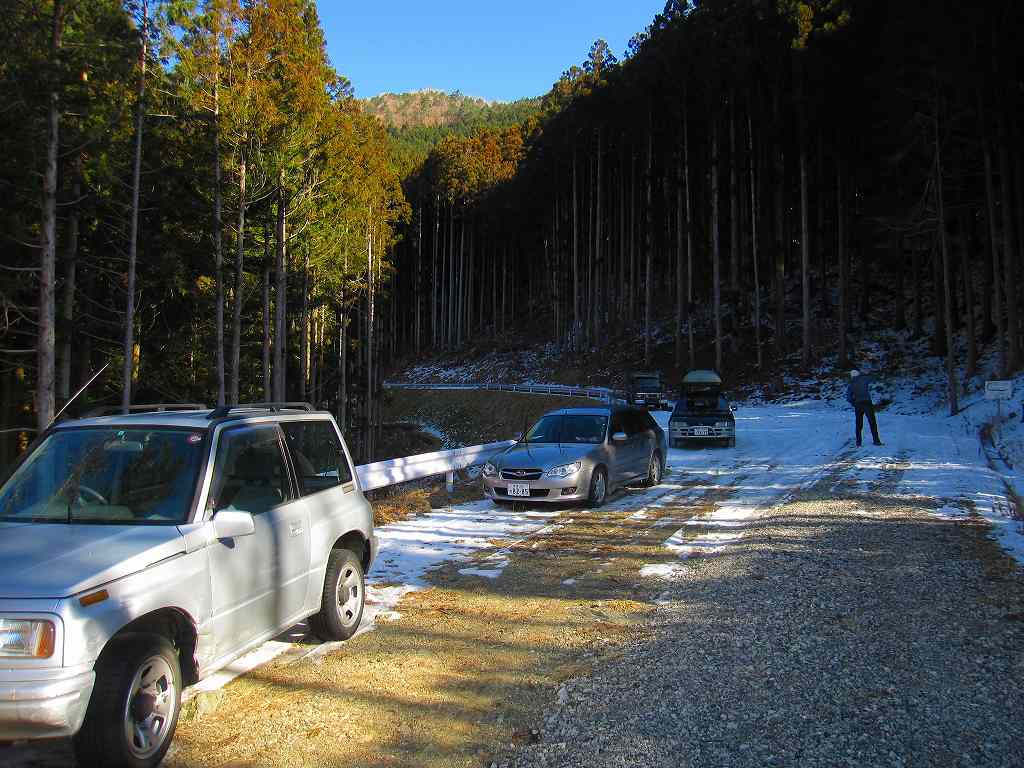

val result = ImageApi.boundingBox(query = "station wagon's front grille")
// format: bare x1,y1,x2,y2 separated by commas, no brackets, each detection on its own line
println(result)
500,468,543,481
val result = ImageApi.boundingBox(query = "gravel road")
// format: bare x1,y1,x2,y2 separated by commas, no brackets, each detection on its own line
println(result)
505,462,1024,768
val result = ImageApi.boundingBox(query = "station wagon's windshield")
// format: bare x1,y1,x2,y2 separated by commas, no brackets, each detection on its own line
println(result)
0,428,205,524
524,415,608,445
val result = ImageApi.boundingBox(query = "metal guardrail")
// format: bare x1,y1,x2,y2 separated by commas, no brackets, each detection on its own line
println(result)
356,439,517,492
384,381,623,403
358,382,632,493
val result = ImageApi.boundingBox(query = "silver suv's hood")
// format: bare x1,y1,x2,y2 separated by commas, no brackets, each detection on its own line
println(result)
0,522,187,599
499,442,596,469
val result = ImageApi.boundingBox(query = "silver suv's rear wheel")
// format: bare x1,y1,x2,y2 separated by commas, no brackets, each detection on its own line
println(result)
309,548,365,642
73,634,181,768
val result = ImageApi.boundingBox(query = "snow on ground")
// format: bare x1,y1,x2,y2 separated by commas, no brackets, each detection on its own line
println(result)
372,502,559,585
196,376,1024,695
642,386,1024,575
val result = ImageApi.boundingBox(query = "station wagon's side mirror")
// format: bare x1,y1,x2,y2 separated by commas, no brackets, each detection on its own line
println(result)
612,431,628,442
213,510,255,539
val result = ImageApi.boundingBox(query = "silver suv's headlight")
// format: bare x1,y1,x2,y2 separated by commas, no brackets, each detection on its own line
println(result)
545,461,581,478
0,618,56,658
482,462,498,478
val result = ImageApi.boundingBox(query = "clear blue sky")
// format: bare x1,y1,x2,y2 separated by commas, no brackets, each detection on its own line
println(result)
317,2,665,102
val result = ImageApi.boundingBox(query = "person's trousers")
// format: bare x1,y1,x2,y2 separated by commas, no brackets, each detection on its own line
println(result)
854,403,881,445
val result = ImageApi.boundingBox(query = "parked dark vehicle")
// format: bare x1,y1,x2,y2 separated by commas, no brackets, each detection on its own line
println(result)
482,406,667,507
626,371,668,410
669,370,736,447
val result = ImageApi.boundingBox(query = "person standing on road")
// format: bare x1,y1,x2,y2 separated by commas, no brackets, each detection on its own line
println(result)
846,370,882,447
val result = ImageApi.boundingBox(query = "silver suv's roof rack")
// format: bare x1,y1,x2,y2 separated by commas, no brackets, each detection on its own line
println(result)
85,403,208,417
207,402,315,420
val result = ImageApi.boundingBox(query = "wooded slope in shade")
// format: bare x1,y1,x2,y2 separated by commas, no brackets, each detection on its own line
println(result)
386,0,1024,419
0,0,406,465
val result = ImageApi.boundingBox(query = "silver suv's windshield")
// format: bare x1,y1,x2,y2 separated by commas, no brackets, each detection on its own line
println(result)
525,415,608,445
0,427,205,525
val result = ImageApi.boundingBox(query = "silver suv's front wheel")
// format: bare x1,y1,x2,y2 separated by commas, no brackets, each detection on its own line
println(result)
309,548,365,642
73,634,181,768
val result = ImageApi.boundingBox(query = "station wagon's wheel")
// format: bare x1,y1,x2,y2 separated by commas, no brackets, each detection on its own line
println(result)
309,548,365,642
73,634,181,768
645,451,662,487
587,467,608,507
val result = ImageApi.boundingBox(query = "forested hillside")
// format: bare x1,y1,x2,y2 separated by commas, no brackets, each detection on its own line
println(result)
0,0,405,465
363,90,542,175
3,0,1024,469
387,0,1024,419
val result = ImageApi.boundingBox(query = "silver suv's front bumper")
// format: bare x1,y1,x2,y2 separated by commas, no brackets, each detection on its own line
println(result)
0,668,95,740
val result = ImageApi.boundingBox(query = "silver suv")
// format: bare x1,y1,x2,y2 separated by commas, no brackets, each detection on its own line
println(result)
0,403,376,767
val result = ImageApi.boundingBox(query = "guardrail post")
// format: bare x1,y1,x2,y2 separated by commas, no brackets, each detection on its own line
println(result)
445,470,455,493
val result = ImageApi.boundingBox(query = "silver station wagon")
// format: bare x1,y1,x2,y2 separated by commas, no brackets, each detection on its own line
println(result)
482,406,667,506
0,403,376,768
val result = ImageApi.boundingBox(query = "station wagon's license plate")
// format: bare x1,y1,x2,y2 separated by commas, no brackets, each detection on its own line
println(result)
507,483,531,497
693,427,710,436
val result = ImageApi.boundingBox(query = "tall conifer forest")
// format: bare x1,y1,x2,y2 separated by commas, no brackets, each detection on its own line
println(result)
2,0,1024,465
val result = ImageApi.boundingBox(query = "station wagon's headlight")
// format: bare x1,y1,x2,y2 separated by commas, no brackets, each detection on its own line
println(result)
0,618,56,658
716,422,731,428
545,461,581,478
482,462,497,478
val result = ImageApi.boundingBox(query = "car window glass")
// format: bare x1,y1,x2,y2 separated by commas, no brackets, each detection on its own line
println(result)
525,414,608,444
625,411,647,436
0,428,203,524
211,425,290,515
281,420,353,495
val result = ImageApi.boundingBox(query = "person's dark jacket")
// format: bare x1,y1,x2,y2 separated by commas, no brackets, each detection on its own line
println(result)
846,375,873,405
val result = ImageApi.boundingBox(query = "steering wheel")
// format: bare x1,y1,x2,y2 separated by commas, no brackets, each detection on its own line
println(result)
76,484,109,506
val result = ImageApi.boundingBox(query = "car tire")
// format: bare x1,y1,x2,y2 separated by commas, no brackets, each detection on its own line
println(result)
72,633,181,768
587,467,608,507
309,548,365,642
645,451,662,487
728,437,736,448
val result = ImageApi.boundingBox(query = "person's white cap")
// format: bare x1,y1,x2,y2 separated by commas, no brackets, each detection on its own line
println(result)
850,369,860,377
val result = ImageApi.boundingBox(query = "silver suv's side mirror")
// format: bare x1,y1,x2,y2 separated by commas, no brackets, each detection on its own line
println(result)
213,510,256,539
612,431,628,442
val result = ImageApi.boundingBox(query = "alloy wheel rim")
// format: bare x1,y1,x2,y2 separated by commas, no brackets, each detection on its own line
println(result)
650,456,660,484
123,655,176,760
336,565,362,628
593,473,606,504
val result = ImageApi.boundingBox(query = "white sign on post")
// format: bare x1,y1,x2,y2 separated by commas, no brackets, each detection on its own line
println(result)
985,380,1013,400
